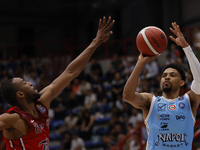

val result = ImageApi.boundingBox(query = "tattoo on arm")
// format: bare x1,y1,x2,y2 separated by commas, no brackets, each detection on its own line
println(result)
140,97,144,101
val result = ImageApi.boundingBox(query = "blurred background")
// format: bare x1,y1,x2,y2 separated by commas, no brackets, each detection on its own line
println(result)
0,0,199,59
0,0,200,150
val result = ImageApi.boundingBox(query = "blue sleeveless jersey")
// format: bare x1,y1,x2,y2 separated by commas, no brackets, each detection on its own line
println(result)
145,94,195,150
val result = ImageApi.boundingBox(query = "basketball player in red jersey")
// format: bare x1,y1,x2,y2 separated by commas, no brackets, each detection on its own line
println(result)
0,16,115,150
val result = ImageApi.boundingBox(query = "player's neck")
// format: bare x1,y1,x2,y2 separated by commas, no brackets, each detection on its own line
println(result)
162,92,179,100
20,102,39,118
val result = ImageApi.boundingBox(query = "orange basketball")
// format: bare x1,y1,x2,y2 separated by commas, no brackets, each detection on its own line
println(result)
136,26,167,56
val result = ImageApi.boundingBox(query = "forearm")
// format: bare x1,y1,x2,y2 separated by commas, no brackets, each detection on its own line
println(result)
123,61,145,100
183,45,200,94
66,38,102,77
39,16,114,108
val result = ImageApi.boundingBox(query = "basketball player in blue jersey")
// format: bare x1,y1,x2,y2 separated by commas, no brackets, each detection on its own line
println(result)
123,22,200,150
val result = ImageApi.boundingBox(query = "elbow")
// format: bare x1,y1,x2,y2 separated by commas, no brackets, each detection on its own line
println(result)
73,73,79,78
123,89,137,103
65,69,79,79
123,91,132,102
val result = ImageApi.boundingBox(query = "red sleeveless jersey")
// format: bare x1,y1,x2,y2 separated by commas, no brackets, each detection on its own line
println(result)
3,101,49,150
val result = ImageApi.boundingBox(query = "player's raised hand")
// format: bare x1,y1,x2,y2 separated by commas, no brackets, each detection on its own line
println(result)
138,53,158,65
169,22,189,48
96,16,115,43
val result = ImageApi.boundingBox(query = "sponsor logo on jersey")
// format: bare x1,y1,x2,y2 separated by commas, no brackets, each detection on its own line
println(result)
179,102,185,109
38,137,49,150
158,114,170,120
160,122,168,128
178,96,184,101
155,133,188,147
159,122,169,131
157,103,167,111
157,98,161,102
36,104,46,113
175,113,185,121
168,104,176,111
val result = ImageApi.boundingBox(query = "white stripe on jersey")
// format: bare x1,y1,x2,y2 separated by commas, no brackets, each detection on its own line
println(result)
9,140,15,149
19,138,26,150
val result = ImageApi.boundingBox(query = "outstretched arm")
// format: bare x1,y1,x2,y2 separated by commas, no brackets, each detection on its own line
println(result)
170,22,200,117
123,54,157,112
39,16,115,109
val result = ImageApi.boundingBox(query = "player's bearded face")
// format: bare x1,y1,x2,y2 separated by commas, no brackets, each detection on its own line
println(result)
162,83,172,92
26,91,41,102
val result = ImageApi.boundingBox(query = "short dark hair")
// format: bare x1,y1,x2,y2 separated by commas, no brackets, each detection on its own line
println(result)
0,78,19,106
162,63,186,81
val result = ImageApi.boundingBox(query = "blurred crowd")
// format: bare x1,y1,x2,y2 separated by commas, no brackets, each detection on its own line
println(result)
0,30,200,150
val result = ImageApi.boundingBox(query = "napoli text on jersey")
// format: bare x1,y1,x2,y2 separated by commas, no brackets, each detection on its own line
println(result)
3,101,49,150
145,94,195,150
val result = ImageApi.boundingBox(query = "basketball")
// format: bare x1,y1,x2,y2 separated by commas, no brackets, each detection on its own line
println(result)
136,26,167,56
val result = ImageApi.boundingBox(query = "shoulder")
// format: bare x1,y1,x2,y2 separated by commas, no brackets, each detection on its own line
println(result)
0,113,22,129
1,112,21,120
185,91,200,118
186,90,200,105
141,92,154,101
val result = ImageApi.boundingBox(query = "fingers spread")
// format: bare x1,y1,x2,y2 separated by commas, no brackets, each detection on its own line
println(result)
108,31,113,36
105,16,111,27
109,20,115,29
172,22,178,30
105,20,115,32
169,35,175,42
100,16,115,30
170,27,176,34
102,16,106,27
99,19,102,29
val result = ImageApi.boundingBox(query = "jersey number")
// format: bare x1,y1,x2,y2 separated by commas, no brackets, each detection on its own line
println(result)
33,122,44,134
